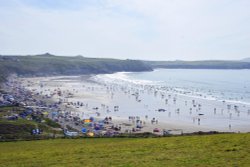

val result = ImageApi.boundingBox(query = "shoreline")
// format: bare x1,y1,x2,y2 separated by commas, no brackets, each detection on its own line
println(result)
17,74,250,135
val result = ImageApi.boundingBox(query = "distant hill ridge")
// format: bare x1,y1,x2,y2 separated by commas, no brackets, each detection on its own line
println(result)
1,54,250,83
241,57,250,62
0,54,152,82
144,59,250,69
34,53,55,57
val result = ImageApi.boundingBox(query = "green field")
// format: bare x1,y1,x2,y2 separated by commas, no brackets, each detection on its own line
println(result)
0,133,250,167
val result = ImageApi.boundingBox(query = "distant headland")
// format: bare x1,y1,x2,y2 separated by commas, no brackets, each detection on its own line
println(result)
1,53,250,82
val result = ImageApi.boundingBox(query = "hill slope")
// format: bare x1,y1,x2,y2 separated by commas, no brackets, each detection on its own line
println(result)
0,133,249,167
0,54,152,82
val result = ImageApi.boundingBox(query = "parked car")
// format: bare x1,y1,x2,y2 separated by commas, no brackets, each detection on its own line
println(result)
153,128,160,132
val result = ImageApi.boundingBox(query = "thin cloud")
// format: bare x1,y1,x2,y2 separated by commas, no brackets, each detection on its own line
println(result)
0,0,249,60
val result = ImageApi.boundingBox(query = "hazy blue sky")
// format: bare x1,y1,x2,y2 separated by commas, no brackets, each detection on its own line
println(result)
0,0,250,60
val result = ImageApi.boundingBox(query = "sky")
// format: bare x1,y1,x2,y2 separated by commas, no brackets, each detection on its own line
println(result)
0,0,250,61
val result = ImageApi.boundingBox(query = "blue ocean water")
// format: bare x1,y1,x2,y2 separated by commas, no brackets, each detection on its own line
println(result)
126,69,250,104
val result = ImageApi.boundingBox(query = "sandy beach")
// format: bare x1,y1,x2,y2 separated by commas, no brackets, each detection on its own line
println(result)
18,74,250,135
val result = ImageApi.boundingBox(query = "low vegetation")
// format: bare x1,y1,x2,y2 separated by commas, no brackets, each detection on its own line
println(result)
0,106,63,141
0,133,249,167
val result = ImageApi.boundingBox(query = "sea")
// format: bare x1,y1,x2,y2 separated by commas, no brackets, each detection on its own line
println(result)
96,69,250,105
91,69,250,132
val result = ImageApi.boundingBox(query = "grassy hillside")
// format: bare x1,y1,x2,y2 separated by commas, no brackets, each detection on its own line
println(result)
146,60,250,69
0,54,152,82
0,133,250,167
0,106,63,141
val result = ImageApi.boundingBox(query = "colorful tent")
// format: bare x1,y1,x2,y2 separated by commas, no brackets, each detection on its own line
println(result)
83,119,91,123
81,128,87,133
87,132,94,137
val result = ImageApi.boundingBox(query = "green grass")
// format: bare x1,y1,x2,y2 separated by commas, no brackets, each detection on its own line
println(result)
44,118,61,128
0,106,25,116
0,118,63,141
0,133,250,167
